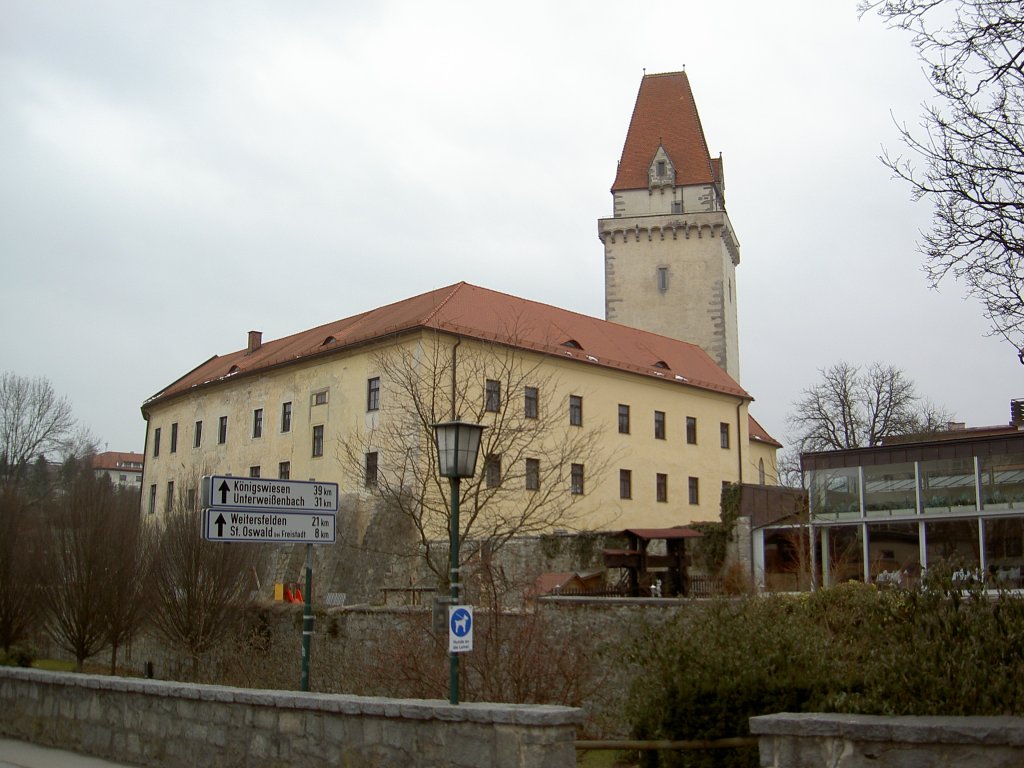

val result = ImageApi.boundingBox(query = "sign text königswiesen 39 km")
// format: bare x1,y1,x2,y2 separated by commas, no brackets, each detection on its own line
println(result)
203,475,339,512
201,475,339,544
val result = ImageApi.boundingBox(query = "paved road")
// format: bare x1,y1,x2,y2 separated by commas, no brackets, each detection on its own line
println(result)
0,739,136,768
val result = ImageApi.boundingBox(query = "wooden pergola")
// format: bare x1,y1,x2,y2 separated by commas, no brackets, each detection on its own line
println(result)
602,527,703,597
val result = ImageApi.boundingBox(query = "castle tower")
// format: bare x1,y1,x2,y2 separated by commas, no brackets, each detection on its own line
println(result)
599,71,741,381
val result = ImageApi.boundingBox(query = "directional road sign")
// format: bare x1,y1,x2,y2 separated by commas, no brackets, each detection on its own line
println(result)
202,508,337,543
448,606,474,653
203,475,339,513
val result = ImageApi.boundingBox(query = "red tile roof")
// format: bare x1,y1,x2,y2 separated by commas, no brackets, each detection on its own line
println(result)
611,71,718,193
92,451,144,470
748,414,783,448
145,282,751,406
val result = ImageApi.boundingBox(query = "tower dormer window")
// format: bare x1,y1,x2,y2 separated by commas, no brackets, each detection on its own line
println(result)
648,145,675,190
656,160,666,178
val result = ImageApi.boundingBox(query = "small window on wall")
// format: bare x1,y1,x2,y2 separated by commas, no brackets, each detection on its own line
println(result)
571,463,585,495
365,452,378,488
367,378,380,412
720,422,730,449
569,395,583,427
253,408,263,439
525,458,540,491
485,454,502,488
671,200,682,214
657,473,668,502
620,469,632,500
618,404,630,434
485,379,501,412
657,267,669,292
524,387,539,419
165,481,174,514
312,425,324,457
148,484,157,515
153,427,161,458
281,402,292,433
313,390,328,406
689,476,699,505
194,420,203,448
170,423,178,453
686,417,697,445
249,466,260,478
218,416,228,444
654,411,666,440
279,461,291,480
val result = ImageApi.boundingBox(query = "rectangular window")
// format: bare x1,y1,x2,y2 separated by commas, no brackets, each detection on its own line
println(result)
485,454,502,488
312,424,324,457
165,481,174,514
153,427,161,458
525,458,540,491
279,461,291,480
571,463,585,495
657,266,669,292
671,200,682,214
485,379,501,412
689,476,700,505
170,423,178,453
313,390,328,406
218,416,228,444
365,451,378,488
657,473,668,503
524,386,539,419
618,404,630,434
686,416,697,445
367,377,380,411
720,422,730,449
186,487,196,510
148,484,156,515
194,420,203,448
249,465,261,478
655,411,666,440
569,395,583,427
253,408,263,439
620,469,632,500
281,402,292,433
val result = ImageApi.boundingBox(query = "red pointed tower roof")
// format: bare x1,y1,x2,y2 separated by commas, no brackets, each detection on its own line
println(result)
611,71,718,192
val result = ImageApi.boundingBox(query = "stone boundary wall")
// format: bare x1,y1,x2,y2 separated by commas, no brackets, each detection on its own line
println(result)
751,712,1024,767
0,667,581,768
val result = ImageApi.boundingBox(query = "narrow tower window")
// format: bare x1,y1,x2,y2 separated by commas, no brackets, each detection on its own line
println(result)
657,267,669,293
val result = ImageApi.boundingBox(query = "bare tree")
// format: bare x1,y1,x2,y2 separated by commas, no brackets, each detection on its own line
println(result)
42,464,116,670
102,485,150,674
0,372,77,491
788,361,952,452
340,332,613,585
861,0,1024,355
0,486,41,652
148,489,262,678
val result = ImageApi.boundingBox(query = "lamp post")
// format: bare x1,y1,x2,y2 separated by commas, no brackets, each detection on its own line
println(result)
432,418,485,706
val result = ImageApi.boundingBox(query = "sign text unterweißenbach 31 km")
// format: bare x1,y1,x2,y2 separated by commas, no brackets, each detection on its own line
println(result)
202,475,338,513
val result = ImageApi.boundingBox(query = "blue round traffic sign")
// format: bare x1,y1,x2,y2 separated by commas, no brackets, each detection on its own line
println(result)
450,607,472,637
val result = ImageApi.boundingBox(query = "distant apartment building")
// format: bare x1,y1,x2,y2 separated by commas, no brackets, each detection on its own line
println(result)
92,451,144,490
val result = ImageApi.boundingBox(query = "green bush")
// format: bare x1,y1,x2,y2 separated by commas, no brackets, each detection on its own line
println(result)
0,646,35,667
625,576,1024,767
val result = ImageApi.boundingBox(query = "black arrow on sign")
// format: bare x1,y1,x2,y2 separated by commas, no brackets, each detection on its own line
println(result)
218,480,231,505
214,513,226,537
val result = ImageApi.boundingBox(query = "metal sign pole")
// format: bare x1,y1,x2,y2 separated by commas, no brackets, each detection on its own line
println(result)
300,543,313,691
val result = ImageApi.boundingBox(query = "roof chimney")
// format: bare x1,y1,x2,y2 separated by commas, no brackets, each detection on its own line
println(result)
247,330,262,354
1011,398,1024,428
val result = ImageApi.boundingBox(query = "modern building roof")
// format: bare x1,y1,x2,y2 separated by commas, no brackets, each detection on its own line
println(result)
611,70,719,193
145,281,752,407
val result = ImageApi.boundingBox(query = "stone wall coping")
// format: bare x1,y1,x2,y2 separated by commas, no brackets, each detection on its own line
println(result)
0,667,583,727
750,713,1024,746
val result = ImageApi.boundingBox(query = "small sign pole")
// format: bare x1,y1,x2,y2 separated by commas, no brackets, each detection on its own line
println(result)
300,542,314,692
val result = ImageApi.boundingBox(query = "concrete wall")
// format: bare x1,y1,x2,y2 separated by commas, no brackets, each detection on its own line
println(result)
751,713,1024,768
0,667,581,768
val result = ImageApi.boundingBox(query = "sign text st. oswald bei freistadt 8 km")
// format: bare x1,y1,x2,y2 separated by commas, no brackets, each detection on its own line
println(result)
202,475,339,513
202,508,336,543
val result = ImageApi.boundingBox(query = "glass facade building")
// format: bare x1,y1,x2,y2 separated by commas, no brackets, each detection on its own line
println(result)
803,427,1024,588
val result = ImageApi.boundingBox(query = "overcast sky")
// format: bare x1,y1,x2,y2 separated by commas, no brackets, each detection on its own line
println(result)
2,1,1020,455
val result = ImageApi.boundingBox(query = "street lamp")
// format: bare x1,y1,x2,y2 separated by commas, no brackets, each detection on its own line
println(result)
432,418,485,705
